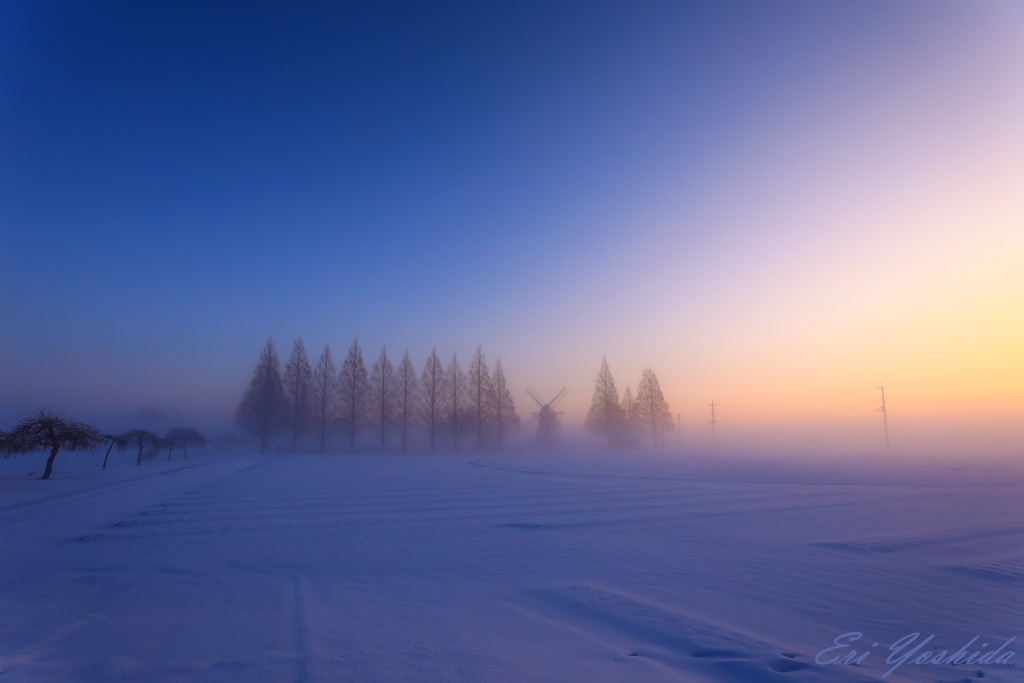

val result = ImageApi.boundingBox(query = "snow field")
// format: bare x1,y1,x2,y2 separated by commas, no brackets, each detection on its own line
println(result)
1,451,1021,682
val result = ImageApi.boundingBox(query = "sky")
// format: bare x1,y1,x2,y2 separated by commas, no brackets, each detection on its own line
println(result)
2,1,1022,456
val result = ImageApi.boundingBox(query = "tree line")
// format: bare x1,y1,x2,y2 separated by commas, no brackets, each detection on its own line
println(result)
585,356,674,448
0,350,677,479
236,337,521,453
0,409,209,480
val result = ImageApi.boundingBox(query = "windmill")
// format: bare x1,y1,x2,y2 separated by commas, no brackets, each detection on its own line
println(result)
526,387,566,443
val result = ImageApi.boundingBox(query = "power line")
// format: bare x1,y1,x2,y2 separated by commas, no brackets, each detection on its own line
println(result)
716,386,875,408
711,377,1022,411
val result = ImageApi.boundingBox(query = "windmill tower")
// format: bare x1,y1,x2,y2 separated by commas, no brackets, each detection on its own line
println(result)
526,387,566,443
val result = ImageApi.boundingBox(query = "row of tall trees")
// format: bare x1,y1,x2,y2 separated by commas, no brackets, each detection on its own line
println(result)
236,337,521,453
0,409,207,479
585,357,674,447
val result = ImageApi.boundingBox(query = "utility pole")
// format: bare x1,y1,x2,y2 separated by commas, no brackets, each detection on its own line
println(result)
708,400,717,449
877,384,890,452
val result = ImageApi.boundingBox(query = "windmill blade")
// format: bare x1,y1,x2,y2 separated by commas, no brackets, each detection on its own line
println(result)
548,387,567,407
526,388,544,408
524,413,539,427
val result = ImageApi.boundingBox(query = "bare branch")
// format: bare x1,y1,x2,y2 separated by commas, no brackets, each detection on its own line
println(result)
5,408,104,479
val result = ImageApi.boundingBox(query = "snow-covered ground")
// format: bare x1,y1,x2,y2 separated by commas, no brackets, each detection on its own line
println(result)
1,449,1020,682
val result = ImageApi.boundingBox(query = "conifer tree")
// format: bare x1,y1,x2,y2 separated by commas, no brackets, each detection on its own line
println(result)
585,356,626,447
236,338,287,453
311,344,337,452
446,352,467,450
490,359,520,450
467,345,492,450
635,367,673,447
396,350,418,451
619,384,638,444
421,348,445,451
621,385,636,425
283,336,313,452
338,337,369,451
369,345,397,451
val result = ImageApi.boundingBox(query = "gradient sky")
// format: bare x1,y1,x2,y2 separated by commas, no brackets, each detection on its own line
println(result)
2,1,1022,455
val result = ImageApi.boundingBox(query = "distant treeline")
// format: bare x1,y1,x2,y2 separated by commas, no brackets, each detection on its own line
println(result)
237,338,677,454
236,337,520,453
0,347,676,480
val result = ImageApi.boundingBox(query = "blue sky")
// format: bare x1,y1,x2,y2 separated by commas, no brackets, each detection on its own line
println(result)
2,2,1022,453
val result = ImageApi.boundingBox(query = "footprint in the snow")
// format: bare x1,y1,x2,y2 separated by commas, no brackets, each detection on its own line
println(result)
768,657,808,673
691,647,742,658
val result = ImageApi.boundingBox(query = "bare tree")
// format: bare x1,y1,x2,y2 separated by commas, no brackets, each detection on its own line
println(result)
635,367,673,447
490,359,520,450
369,345,397,451
395,350,419,451
338,337,369,452
212,432,241,455
467,346,492,450
236,338,287,453
585,356,626,447
311,344,337,452
165,427,206,459
446,352,467,450
4,409,103,480
122,429,161,465
282,336,313,452
98,432,125,471
101,432,128,470
420,348,445,451
163,431,179,460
